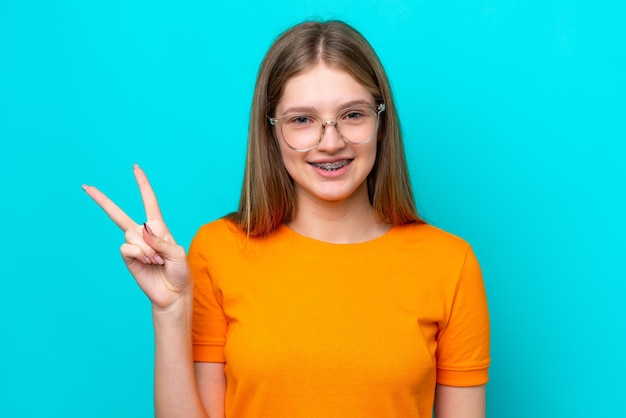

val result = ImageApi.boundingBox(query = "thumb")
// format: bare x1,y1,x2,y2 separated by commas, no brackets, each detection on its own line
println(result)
142,223,185,261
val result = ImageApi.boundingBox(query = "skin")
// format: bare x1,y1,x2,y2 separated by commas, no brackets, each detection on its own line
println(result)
436,384,486,417
275,63,389,243
83,165,222,418
84,65,486,418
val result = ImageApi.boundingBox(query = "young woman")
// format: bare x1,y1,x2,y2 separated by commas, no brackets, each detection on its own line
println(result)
84,20,490,418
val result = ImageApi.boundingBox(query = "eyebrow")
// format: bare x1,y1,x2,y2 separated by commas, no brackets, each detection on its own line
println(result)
279,99,374,116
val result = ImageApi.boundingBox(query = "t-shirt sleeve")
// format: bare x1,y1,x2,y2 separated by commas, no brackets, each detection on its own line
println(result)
188,225,227,362
436,245,490,386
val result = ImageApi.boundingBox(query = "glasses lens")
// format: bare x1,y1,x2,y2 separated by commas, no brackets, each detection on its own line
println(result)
336,105,378,144
280,114,320,151
281,105,379,151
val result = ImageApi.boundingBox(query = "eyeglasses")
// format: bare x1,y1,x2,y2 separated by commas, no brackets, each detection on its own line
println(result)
269,103,386,152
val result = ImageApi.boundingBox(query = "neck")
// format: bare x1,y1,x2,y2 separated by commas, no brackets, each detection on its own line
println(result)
289,186,391,244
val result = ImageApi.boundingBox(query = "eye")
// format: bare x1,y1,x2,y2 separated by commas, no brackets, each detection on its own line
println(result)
340,107,369,121
344,111,364,120
287,115,313,125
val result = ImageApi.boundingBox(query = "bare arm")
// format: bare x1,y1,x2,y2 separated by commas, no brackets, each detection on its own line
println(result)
195,362,227,418
152,299,209,418
84,165,224,417
434,384,486,418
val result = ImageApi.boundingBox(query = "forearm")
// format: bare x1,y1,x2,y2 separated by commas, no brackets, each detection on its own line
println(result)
152,294,208,418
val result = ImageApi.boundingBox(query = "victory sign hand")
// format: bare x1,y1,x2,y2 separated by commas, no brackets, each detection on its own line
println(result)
83,164,191,311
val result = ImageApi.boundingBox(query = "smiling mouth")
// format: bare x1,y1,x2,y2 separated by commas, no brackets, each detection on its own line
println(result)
309,159,353,171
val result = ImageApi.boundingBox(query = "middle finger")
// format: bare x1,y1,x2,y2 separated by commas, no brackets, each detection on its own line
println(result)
133,164,164,224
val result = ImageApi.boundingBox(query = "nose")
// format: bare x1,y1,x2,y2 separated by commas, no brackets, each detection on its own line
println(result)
316,121,345,152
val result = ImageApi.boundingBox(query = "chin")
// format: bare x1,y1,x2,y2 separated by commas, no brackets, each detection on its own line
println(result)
300,182,369,205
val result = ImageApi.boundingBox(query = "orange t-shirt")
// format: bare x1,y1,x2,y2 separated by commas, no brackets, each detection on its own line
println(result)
189,219,490,417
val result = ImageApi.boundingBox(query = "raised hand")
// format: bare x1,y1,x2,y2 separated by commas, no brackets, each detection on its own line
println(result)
83,164,191,311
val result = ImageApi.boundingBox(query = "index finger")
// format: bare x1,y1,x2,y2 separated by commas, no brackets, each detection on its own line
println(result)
133,164,164,223
83,184,138,232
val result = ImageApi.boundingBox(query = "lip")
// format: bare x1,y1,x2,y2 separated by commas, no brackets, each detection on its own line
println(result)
307,157,354,164
307,158,354,177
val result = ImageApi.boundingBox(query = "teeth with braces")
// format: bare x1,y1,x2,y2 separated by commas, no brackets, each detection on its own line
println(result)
313,160,350,171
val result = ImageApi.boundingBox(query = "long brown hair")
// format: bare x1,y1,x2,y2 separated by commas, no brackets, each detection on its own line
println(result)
227,20,422,236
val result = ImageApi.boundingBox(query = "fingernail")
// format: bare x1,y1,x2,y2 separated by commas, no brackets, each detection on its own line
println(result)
144,223,154,236
144,255,152,264
154,254,165,265
133,163,139,169
81,184,89,191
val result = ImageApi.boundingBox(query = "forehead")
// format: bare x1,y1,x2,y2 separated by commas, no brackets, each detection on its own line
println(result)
276,63,374,114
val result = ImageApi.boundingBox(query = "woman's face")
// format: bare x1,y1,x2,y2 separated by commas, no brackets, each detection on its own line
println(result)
273,63,378,210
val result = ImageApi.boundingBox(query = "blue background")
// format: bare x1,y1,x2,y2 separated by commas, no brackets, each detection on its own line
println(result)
1,0,624,416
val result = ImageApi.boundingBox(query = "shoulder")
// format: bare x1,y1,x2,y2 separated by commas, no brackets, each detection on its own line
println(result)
388,222,479,278
393,222,472,254
193,217,245,242
188,218,246,258
189,217,279,260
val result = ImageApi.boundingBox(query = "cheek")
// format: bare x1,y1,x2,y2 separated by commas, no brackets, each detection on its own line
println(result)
364,143,378,169
278,144,300,178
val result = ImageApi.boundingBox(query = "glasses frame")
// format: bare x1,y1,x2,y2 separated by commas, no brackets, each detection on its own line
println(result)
269,103,386,152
